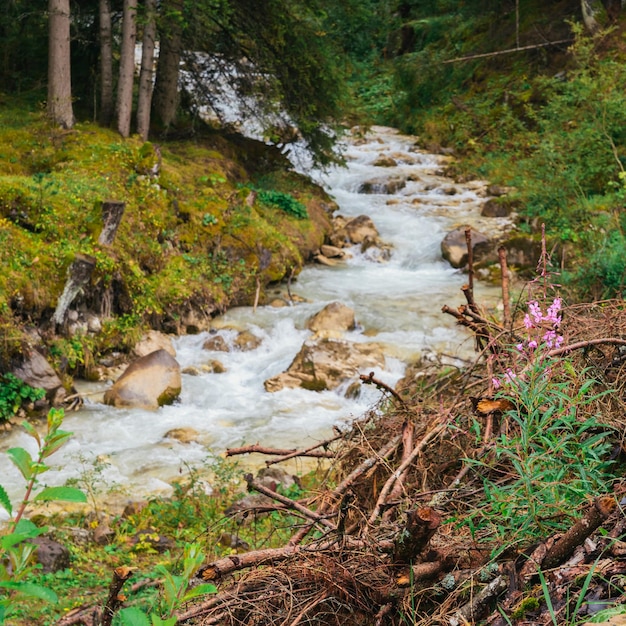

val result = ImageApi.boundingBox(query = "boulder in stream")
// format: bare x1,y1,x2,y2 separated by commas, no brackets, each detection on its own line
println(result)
307,302,356,334
103,349,181,410
441,225,492,269
12,349,66,406
132,330,176,358
264,337,385,392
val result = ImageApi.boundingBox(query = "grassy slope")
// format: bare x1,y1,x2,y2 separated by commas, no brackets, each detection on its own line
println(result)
0,97,334,372
357,2,626,300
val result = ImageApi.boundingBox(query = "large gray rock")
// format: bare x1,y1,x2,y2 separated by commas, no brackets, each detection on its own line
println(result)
264,338,385,392
103,349,181,410
12,350,66,405
307,302,356,334
441,226,491,269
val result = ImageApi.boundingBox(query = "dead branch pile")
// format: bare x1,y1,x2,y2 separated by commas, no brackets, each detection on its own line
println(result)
169,235,626,626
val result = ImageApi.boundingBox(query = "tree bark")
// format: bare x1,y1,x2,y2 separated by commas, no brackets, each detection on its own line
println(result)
116,0,138,138
47,0,74,129
581,0,607,34
153,0,183,131
136,0,157,140
98,0,114,127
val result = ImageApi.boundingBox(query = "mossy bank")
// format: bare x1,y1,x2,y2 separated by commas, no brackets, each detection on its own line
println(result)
0,98,336,379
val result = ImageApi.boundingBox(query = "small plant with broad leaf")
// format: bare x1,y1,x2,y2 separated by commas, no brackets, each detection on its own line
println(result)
0,408,86,623
116,543,216,626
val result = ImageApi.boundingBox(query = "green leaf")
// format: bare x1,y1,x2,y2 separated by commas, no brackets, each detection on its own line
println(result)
117,607,151,626
182,583,217,602
0,580,57,603
0,484,12,516
151,616,177,626
20,421,41,446
42,431,72,458
34,486,87,503
7,447,33,480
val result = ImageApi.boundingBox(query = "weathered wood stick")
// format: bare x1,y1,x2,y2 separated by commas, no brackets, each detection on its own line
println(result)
266,434,344,466
498,246,511,329
449,574,508,626
245,474,336,530
288,435,401,546
541,496,617,570
100,566,134,626
464,227,475,307
384,421,415,517
367,420,449,525
548,338,626,358
359,371,406,406
225,443,334,459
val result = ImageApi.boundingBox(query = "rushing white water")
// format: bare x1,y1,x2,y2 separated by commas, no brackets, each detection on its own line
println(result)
0,126,512,511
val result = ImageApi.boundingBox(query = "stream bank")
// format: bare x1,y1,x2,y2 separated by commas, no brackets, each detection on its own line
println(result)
1,126,518,512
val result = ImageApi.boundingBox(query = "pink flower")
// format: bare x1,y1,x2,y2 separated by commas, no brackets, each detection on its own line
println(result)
516,343,524,352
492,377,501,389
528,340,538,349
523,314,533,329
504,369,517,383
543,330,557,348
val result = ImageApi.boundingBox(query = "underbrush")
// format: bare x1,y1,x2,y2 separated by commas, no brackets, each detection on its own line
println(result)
380,4,626,300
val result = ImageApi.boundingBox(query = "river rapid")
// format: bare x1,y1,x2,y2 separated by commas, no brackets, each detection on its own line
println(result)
0,126,512,511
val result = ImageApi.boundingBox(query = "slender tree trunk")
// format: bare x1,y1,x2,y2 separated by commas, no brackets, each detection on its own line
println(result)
116,0,138,138
47,0,74,128
99,0,114,127
581,0,607,34
153,0,183,131
136,0,157,140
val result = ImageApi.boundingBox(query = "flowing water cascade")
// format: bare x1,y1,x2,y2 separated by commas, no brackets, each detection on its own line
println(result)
0,126,513,510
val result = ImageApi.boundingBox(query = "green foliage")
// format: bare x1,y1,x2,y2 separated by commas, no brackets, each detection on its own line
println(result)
0,409,86,624
257,189,308,219
0,373,45,423
461,356,616,553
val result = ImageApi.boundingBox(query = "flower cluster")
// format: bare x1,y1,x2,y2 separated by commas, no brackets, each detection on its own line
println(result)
493,297,564,389
521,297,563,349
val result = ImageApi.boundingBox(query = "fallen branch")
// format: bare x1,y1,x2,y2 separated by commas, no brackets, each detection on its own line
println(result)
245,473,336,530
266,434,344,466
449,574,508,626
367,419,450,525
442,39,573,64
541,496,617,570
548,337,626,358
359,371,407,406
288,435,401,546
226,443,334,459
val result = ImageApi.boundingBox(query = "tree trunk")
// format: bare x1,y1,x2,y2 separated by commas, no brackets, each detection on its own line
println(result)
99,0,114,127
47,0,74,129
136,0,157,140
153,0,183,131
116,0,138,138
581,0,607,34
